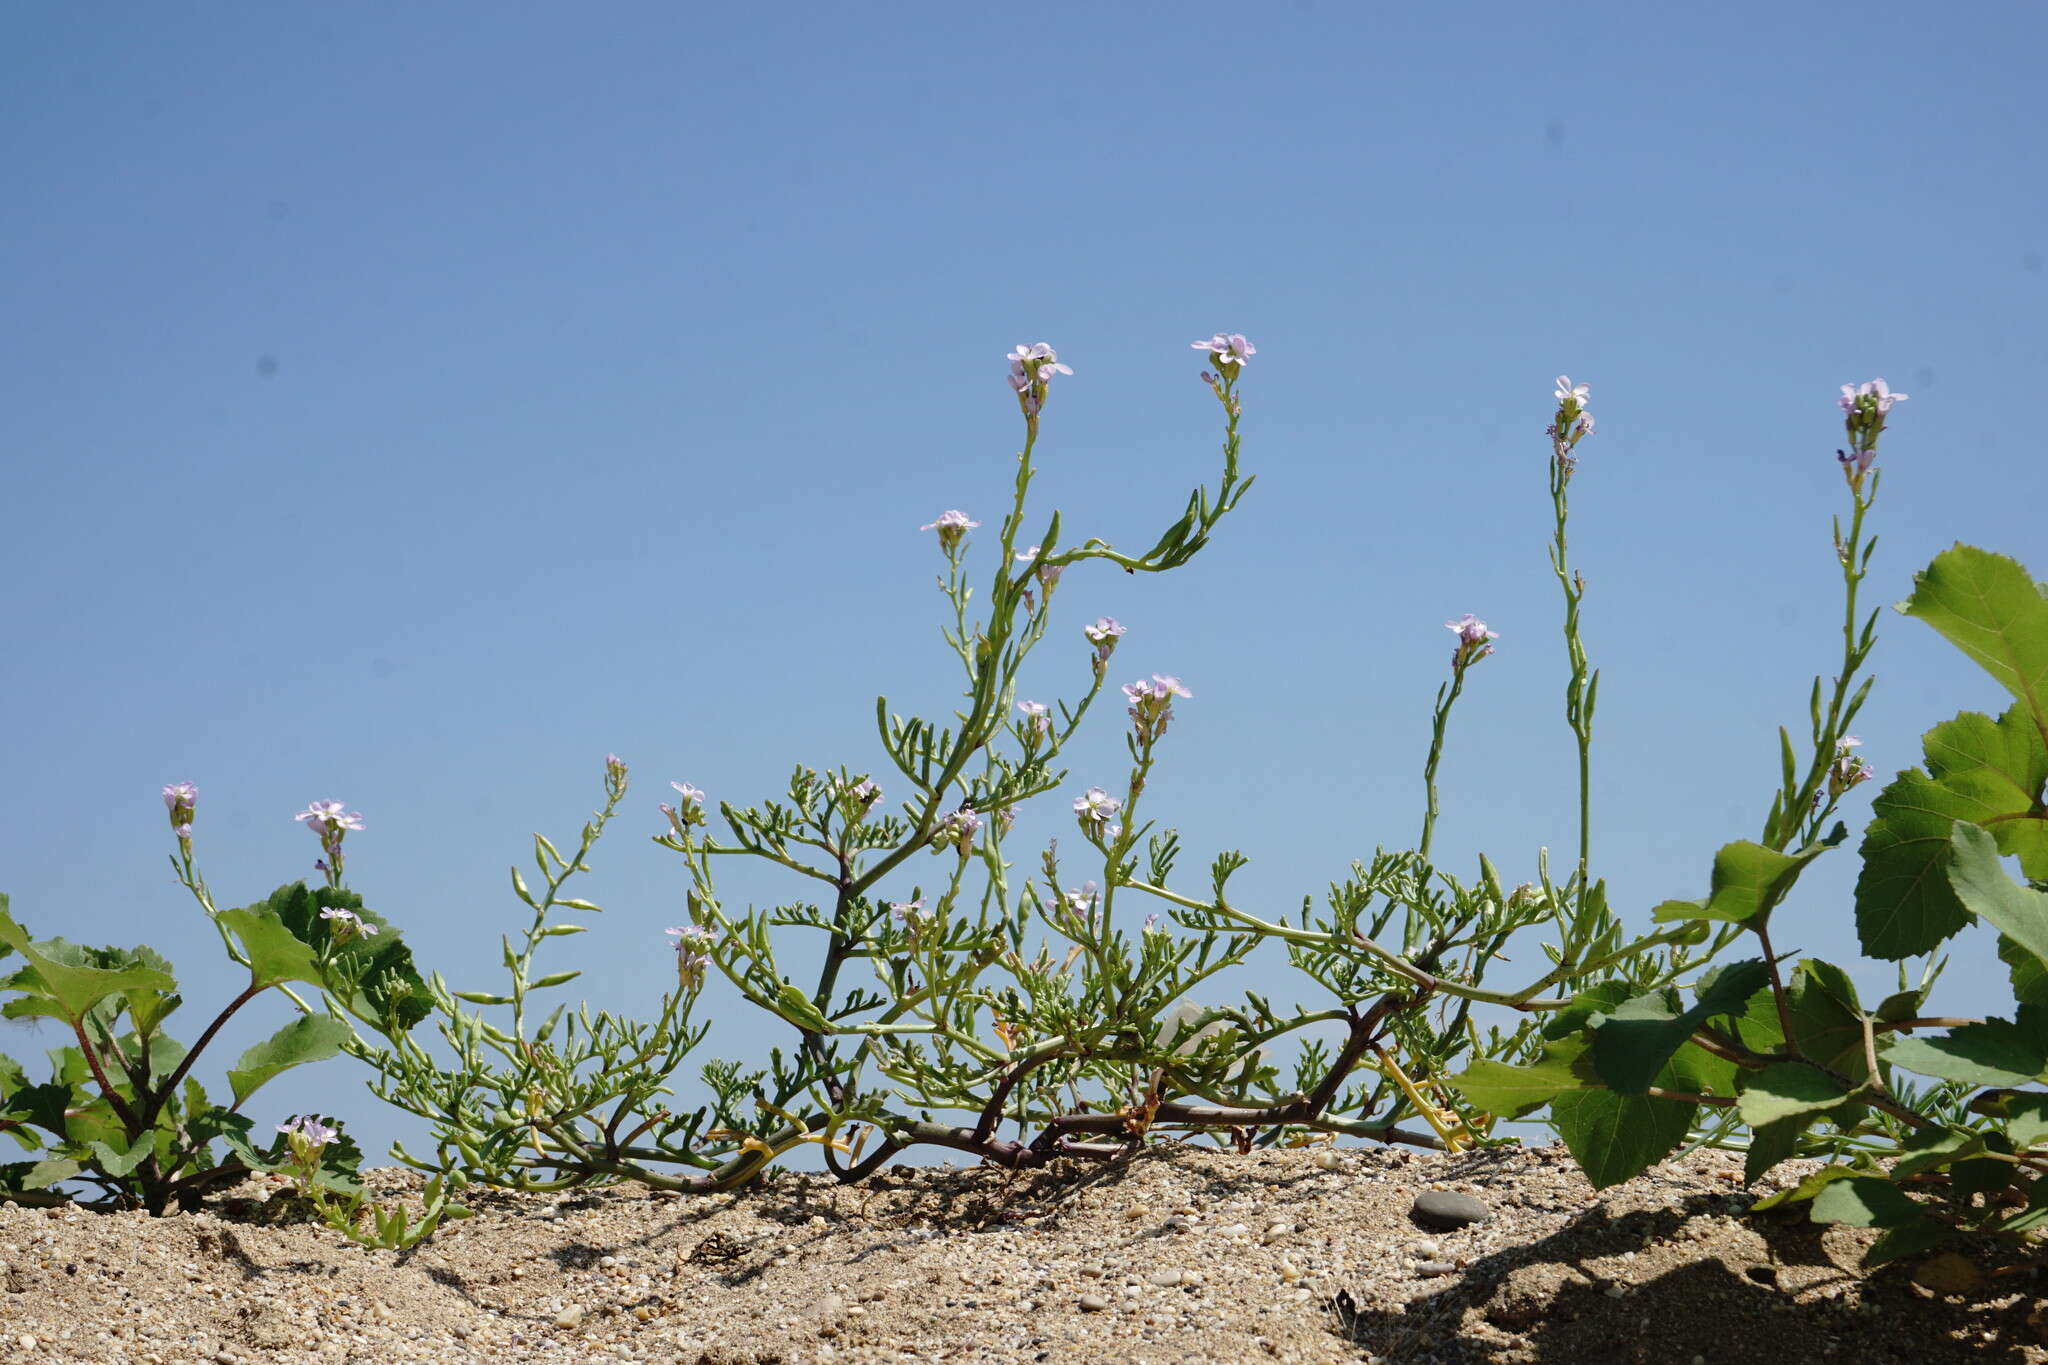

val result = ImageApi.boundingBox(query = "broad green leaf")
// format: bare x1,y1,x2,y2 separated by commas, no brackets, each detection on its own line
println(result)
2003,934,2048,1008
1736,1062,1853,1126
1874,987,1930,1023
1854,770,1983,958
1703,840,1827,924
1751,1163,1860,1211
1540,982,1634,1041
87,1137,150,1178
1590,960,1769,1095
226,1014,352,1105
217,904,324,990
1451,1036,1592,1118
1812,1173,1927,1228
1549,1047,1710,1189
1899,544,2048,728
1951,821,2048,970
2006,1094,2048,1149
22,1157,80,1190
1886,1018,2046,1087
1891,1124,1986,1178
1784,960,1871,1079
1923,707,2048,878
1864,1217,1955,1267
1743,1116,1807,1185
0,914,175,1024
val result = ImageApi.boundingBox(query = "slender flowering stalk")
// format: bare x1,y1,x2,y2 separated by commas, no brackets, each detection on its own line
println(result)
1419,617,1497,861
1084,617,1126,677
1545,375,1600,922
920,510,982,554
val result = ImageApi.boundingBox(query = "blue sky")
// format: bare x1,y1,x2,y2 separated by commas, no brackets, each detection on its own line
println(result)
4,2,2044,1170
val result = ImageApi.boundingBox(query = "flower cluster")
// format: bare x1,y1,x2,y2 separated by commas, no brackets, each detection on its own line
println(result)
920,509,981,554
1826,735,1875,800
604,752,629,800
319,906,378,944
889,897,930,940
1073,787,1123,842
1837,378,1908,490
1122,673,1191,743
277,1114,339,1191
1445,614,1498,670
931,806,982,856
829,775,884,820
1062,880,1101,918
162,782,198,839
1006,343,1073,418
661,780,709,840
295,800,364,882
1084,616,1126,676
1550,375,1596,475
665,924,716,991
1017,699,1052,752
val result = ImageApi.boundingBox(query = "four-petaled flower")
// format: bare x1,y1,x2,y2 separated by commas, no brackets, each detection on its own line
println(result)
1018,699,1052,736
919,509,982,553
1192,334,1256,368
278,1115,339,1147
1073,787,1123,839
1063,881,1100,916
1838,379,1907,415
1554,375,1590,406
295,801,364,834
1083,616,1126,673
1445,615,1498,669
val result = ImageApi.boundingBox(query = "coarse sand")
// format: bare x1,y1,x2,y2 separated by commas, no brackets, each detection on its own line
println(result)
1,1143,2042,1363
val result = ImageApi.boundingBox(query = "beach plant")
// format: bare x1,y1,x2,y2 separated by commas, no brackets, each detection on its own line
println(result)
0,791,423,1214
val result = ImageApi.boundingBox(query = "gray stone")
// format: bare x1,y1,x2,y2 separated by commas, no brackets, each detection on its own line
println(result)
1078,1293,1111,1312
1410,1191,1491,1230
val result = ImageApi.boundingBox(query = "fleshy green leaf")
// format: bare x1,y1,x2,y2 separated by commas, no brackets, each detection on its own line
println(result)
1736,1062,1854,1126
1899,544,2048,728
226,1015,352,1105
1589,960,1769,1095
1886,1018,2046,1087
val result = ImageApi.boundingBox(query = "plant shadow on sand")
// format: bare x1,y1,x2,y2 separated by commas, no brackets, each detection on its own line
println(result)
1329,1183,2048,1365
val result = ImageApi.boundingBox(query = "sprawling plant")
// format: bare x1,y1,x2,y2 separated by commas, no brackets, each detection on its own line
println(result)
21,342,2045,1281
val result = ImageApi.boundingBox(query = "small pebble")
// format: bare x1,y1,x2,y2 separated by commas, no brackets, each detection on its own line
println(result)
1410,1191,1492,1230
1410,1239,1440,1258
1260,1221,1294,1244
1148,1269,1185,1287
1214,1223,1249,1237
554,1305,585,1330
1079,1294,1110,1312
1414,1260,1459,1278
1312,1150,1343,1171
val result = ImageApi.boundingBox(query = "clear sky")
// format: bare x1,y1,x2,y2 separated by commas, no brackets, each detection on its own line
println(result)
5,2,2044,1171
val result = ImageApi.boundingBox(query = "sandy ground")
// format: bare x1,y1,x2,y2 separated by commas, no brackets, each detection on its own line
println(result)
0,1143,2041,1364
